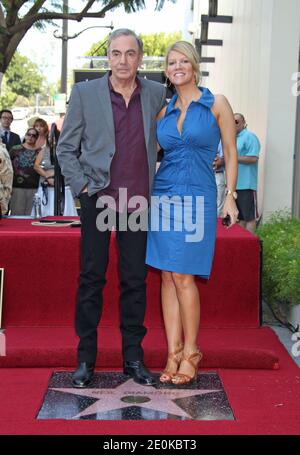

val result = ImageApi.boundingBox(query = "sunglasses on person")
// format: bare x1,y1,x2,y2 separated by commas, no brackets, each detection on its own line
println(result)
26,132,38,138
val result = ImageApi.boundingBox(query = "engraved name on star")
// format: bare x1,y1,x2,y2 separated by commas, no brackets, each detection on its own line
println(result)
51,378,221,419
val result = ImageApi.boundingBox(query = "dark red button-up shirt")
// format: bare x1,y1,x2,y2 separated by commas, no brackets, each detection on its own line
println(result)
98,78,149,212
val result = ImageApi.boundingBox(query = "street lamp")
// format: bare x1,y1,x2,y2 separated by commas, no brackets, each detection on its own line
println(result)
51,10,114,216
53,18,114,94
53,22,114,41
35,94,40,115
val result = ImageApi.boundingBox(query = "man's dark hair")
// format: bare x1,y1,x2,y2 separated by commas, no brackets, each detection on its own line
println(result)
0,109,13,119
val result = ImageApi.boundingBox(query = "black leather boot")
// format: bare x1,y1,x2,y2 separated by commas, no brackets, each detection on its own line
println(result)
123,360,156,386
72,362,94,388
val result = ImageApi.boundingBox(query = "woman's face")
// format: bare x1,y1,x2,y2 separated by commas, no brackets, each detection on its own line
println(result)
25,129,38,146
166,50,195,87
34,123,46,135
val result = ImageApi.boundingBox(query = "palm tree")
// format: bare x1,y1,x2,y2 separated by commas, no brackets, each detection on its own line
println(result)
0,0,176,90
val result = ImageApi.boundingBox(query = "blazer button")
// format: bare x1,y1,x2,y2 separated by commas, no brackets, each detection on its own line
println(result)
109,152,114,158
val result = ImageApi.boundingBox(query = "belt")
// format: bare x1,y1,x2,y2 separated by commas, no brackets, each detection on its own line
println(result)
215,170,224,174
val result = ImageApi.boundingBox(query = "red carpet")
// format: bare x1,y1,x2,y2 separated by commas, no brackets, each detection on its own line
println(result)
1,219,298,435
0,327,279,369
0,218,260,328
0,332,299,435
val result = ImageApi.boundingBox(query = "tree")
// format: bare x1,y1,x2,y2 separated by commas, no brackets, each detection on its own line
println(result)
86,35,109,58
0,0,176,90
140,31,182,56
0,52,43,109
5,52,43,99
0,77,17,108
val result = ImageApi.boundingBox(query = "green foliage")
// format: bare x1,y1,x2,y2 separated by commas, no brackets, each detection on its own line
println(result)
0,52,44,108
0,1,177,77
101,0,176,13
256,210,300,308
5,52,43,99
0,83,17,110
101,0,146,12
141,31,182,56
86,35,109,57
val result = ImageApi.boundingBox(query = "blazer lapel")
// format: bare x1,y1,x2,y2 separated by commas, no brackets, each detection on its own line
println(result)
139,77,151,148
95,73,115,142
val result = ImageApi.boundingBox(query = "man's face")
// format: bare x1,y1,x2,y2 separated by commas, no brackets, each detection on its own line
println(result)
108,35,142,82
0,112,13,130
234,115,245,134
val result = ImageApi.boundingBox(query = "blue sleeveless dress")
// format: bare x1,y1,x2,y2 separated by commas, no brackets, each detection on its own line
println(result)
146,87,220,278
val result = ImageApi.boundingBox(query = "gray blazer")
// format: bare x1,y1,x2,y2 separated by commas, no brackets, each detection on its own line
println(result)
56,73,166,197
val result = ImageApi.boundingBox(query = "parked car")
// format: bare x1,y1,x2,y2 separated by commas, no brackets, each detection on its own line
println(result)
12,107,29,120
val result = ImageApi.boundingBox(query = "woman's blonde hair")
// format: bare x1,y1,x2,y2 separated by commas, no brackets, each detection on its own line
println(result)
165,41,201,85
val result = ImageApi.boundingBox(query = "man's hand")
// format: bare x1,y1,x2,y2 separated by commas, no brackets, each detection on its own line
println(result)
238,156,258,164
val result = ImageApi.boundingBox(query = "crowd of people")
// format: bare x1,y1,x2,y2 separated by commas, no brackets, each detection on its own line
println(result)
0,29,261,388
0,111,77,218
214,113,260,233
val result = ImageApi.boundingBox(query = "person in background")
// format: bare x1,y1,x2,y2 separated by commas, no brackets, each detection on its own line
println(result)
33,118,50,150
0,138,13,218
234,113,260,233
0,109,21,152
33,118,77,217
213,140,226,216
55,113,65,133
9,128,40,216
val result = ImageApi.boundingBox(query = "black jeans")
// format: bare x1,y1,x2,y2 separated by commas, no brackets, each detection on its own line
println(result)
76,193,147,364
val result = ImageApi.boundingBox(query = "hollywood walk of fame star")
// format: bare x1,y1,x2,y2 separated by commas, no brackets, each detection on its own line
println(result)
51,378,222,419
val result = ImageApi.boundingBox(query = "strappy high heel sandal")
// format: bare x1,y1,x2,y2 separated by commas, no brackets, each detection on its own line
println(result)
159,345,183,383
171,350,202,386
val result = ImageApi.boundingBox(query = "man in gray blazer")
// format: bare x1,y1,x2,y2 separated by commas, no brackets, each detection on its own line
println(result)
57,29,166,388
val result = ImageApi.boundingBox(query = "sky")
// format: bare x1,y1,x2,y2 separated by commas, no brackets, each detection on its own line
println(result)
18,0,192,84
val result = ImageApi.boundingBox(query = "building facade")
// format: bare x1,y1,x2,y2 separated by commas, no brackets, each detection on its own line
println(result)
188,0,300,219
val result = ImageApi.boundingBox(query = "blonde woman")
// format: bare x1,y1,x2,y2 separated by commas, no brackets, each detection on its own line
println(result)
146,41,239,385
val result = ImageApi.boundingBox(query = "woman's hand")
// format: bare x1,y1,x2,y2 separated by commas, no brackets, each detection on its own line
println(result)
46,177,55,187
45,170,54,179
222,194,239,228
